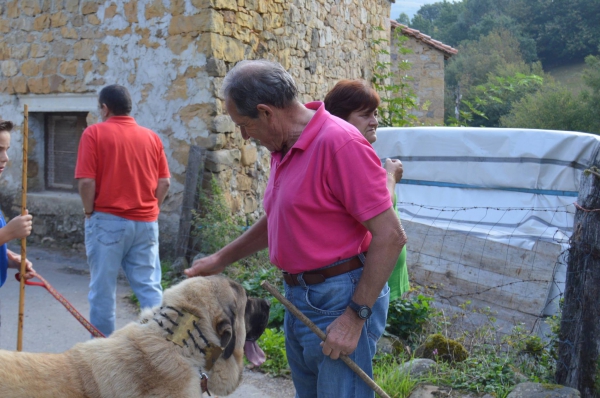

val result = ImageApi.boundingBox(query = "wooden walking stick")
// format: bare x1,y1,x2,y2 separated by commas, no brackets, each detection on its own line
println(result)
17,104,29,351
261,281,391,398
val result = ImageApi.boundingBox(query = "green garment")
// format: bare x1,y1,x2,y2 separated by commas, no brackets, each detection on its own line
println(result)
388,193,409,301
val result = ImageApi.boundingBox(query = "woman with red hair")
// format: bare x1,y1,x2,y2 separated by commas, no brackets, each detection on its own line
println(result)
325,80,409,301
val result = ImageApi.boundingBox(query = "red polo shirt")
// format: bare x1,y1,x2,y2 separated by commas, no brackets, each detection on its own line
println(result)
263,102,391,274
75,116,170,222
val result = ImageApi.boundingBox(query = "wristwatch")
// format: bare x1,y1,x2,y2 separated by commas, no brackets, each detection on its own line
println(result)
348,300,372,320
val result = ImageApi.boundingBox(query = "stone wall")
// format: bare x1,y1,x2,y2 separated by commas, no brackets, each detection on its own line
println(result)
391,24,452,125
200,0,392,220
0,0,392,255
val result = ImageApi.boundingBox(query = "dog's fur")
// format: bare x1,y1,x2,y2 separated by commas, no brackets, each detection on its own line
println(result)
0,275,270,397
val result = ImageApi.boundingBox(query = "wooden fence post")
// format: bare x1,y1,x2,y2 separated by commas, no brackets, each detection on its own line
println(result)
175,146,206,261
556,149,600,397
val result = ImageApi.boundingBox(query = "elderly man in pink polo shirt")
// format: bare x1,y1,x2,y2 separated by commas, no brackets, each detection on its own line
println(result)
185,60,406,398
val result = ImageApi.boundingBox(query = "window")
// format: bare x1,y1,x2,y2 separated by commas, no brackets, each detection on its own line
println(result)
45,113,87,191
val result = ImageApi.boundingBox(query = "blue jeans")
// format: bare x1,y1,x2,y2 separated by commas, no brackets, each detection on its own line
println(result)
85,212,163,336
284,266,389,398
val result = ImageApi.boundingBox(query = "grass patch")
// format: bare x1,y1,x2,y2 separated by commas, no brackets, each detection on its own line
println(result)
256,328,290,377
373,354,420,398
546,61,587,95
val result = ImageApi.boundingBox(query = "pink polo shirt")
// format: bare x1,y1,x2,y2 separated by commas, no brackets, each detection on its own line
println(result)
263,102,391,274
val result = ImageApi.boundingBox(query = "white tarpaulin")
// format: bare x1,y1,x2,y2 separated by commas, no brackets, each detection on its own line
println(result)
373,127,600,250
372,127,600,321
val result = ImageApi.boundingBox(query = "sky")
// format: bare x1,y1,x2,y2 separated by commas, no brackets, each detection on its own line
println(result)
390,0,441,20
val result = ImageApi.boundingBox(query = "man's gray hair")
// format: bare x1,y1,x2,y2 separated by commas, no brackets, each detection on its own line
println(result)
222,60,298,118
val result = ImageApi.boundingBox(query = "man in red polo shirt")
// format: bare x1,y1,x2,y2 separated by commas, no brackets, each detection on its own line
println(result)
185,60,406,397
75,84,170,337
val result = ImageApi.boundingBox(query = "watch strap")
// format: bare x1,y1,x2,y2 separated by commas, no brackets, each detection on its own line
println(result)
348,300,372,319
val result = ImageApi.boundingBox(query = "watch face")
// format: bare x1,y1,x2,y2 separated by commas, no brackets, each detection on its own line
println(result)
358,307,371,319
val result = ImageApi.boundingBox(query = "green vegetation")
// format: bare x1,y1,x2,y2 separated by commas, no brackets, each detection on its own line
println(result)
373,354,421,398
393,1,600,133
546,62,588,96
386,294,433,342
256,328,289,376
405,0,600,64
501,54,600,134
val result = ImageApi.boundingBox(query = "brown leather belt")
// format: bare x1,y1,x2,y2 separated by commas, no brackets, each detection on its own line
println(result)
283,255,364,286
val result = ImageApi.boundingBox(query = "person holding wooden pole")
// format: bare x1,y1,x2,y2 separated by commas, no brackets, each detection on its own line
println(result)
0,119,35,339
185,60,407,398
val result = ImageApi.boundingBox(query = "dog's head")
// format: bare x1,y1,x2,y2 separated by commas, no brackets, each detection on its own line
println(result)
151,275,270,395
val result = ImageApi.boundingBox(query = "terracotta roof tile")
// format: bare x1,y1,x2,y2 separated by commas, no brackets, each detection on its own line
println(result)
390,20,458,58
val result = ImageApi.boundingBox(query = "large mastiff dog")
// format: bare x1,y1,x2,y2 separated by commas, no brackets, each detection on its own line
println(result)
0,275,270,397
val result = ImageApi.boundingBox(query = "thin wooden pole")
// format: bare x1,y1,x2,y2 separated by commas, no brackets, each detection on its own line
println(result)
261,281,391,398
17,104,28,351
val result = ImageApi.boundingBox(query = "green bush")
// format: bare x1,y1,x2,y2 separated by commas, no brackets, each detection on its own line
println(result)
257,328,289,376
386,294,433,343
501,53,600,134
228,265,285,329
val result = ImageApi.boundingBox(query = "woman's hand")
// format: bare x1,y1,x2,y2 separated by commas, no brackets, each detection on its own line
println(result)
384,158,403,183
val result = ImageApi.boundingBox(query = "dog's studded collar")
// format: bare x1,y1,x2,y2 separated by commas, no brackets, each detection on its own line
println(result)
149,306,224,370
146,306,223,395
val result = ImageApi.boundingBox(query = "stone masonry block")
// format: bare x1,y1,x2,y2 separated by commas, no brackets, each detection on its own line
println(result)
11,76,28,94
21,59,41,76
59,60,79,75
197,33,245,63
0,19,9,33
191,0,237,10
74,39,94,59
145,0,166,19
240,145,257,166
124,1,138,23
11,45,31,60
65,0,80,13
81,1,99,15
205,149,241,172
30,43,48,58
213,114,235,133
50,12,68,27
33,14,50,30
22,0,42,16
168,11,224,35
1,60,18,77
61,26,79,39
206,57,227,77
236,174,252,191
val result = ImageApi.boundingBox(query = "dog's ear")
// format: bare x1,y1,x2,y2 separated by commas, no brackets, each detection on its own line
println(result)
217,318,237,359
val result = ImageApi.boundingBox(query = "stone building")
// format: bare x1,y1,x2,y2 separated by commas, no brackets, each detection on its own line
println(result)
0,0,393,256
390,21,457,125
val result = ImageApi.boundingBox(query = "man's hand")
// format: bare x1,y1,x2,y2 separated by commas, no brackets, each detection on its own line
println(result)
4,210,33,241
384,158,403,183
7,250,35,279
319,309,364,360
184,253,227,277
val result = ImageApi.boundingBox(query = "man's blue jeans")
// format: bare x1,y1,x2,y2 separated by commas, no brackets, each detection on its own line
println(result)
284,266,389,398
85,212,163,336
